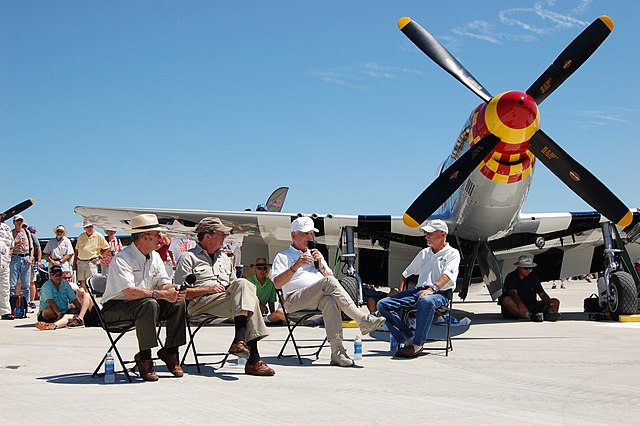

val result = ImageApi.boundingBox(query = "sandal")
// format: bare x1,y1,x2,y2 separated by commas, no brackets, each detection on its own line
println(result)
67,317,85,328
35,321,57,331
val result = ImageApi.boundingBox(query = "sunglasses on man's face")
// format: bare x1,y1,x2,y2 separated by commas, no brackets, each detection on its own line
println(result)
256,266,268,271
51,273,62,277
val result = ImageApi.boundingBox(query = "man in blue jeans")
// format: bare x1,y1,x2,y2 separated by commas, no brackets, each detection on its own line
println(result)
9,215,33,304
377,219,460,358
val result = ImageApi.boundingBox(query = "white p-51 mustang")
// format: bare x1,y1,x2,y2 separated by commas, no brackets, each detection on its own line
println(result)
75,16,639,309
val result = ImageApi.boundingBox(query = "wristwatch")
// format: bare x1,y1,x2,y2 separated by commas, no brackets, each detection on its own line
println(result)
428,283,439,292
152,290,158,299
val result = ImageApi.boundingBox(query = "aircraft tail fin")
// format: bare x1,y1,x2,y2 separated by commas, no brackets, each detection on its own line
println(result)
266,187,289,212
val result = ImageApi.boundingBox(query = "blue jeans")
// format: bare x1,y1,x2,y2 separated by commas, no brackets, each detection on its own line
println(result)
9,255,31,302
377,289,448,346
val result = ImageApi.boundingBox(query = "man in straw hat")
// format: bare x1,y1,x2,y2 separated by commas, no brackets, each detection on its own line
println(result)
175,217,275,376
44,225,74,273
73,219,109,292
272,217,386,368
101,214,186,381
377,219,460,359
499,255,561,322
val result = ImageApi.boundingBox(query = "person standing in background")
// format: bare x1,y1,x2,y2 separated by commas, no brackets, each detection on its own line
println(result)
101,229,123,276
27,225,41,309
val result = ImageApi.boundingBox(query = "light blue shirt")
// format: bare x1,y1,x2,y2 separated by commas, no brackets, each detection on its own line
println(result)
38,280,76,315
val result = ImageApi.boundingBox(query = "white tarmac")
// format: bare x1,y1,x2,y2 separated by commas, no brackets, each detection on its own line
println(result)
1,280,640,425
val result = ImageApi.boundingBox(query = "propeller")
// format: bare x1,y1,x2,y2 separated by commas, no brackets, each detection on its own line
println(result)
399,15,631,228
0,199,34,223
529,130,632,227
403,134,500,228
398,17,492,102
526,16,613,105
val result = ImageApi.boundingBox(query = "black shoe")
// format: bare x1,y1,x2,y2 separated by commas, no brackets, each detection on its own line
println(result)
1,314,15,320
531,313,544,322
545,312,561,322
28,302,36,309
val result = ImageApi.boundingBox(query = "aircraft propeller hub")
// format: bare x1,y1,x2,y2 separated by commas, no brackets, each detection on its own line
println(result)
485,91,540,145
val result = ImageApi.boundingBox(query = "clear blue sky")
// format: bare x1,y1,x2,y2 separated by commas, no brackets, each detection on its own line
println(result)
2,0,638,237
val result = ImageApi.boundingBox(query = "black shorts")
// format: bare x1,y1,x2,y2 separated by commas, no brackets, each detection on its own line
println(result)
501,300,546,319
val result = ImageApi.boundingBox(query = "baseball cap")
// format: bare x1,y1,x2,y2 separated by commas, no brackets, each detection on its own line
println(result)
633,258,640,265
291,217,319,233
195,217,232,234
421,219,448,234
50,266,63,275
256,203,267,211
13,214,24,221
27,226,36,232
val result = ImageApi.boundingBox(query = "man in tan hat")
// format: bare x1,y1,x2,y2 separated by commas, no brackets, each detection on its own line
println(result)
499,255,561,322
73,220,109,292
175,217,275,376
377,219,460,359
44,225,74,273
101,214,186,381
272,217,386,367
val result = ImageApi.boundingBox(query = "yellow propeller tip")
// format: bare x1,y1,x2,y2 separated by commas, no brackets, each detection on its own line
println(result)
617,211,633,228
599,16,614,31
403,213,421,228
398,17,412,30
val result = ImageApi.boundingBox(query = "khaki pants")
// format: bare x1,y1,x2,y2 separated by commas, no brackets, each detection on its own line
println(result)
188,278,268,342
77,259,98,281
0,264,10,316
284,276,352,344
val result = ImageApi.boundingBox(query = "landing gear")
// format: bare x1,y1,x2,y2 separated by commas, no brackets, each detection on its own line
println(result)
607,271,637,320
600,221,639,320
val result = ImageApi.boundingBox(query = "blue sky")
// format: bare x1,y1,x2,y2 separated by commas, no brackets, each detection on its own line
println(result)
2,0,638,237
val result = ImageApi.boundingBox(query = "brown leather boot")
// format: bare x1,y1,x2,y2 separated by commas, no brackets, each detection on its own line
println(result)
157,347,184,377
134,352,159,381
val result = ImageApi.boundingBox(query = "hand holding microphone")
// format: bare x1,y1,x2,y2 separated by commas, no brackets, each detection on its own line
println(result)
179,273,197,291
306,240,320,270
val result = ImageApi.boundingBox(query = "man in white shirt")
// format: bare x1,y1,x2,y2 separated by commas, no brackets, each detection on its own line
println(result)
377,219,460,358
101,214,186,382
43,225,74,273
272,217,385,367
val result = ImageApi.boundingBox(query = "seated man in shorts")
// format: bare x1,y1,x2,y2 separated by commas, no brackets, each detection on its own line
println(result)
499,255,561,322
35,266,97,330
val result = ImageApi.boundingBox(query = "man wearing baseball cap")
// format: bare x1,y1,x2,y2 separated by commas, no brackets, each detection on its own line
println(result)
377,219,461,358
499,255,561,322
175,217,275,376
272,217,386,367
102,214,187,381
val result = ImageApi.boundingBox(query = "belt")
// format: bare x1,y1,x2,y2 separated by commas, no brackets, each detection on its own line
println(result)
12,253,29,257
78,257,99,261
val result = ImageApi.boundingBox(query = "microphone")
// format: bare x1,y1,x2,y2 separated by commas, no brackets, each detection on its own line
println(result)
179,273,197,291
306,240,319,270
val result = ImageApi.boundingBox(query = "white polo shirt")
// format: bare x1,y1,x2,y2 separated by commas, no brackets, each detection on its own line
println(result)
102,243,171,304
272,244,330,298
402,243,460,291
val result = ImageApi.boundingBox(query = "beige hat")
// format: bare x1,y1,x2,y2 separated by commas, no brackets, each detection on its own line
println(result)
126,214,167,234
82,219,94,228
53,225,67,236
514,255,537,268
195,217,232,234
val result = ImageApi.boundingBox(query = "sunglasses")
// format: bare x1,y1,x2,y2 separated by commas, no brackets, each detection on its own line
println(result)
256,266,268,271
51,273,62,277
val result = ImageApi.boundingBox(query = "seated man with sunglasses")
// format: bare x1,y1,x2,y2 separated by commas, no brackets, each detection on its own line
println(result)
175,217,275,377
499,255,561,322
247,258,285,323
34,266,94,330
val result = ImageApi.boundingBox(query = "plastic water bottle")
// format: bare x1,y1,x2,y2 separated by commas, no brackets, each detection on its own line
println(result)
353,334,363,361
236,357,247,368
390,335,398,354
104,351,115,383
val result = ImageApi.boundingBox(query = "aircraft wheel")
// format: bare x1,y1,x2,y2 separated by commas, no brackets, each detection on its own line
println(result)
339,276,360,320
607,271,638,320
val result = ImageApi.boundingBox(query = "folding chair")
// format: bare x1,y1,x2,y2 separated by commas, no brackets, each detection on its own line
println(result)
401,288,454,356
86,275,137,382
180,303,230,373
276,289,328,364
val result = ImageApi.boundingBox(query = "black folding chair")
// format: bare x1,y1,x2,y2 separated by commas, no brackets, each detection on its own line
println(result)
401,288,454,356
276,289,328,364
86,275,137,382
180,302,229,373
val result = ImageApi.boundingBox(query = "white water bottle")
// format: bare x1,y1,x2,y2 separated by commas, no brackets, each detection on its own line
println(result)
390,335,398,353
104,351,115,383
236,357,247,368
353,334,363,361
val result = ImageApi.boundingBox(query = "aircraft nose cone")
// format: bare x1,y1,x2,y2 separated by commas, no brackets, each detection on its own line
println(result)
496,91,538,130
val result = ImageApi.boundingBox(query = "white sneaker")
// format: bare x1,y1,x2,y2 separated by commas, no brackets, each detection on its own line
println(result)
359,314,386,335
330,347,355,367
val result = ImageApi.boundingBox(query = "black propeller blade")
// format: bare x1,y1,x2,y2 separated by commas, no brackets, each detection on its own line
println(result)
403,134,500,228
526,16,613,105
0,199,35,223
529,130,632,227
398,17,492,103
